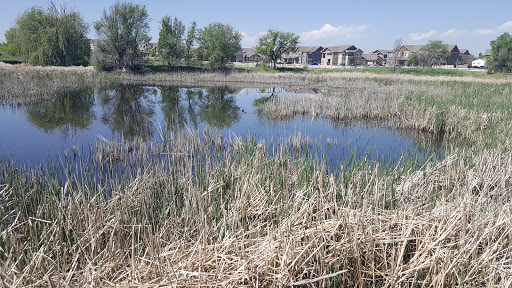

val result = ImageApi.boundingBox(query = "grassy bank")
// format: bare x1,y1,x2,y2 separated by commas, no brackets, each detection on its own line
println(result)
1,128,511,287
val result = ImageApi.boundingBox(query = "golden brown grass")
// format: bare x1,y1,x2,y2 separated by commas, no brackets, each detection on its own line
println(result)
2,64,512,287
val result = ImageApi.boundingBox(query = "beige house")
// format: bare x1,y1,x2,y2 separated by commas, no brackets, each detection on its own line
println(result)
362,53,384,66
321,45,363,66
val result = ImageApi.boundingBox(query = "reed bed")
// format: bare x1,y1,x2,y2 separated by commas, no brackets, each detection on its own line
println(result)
1,128,512,287
2,63,512,105
2,64,512,287
256,80,512,147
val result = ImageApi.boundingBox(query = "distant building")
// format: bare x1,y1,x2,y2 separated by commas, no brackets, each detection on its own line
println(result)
321,45,363,66
457,49,473,64
297,46,323,64
484,49,492,57
236,48,264,62
362,53,384,66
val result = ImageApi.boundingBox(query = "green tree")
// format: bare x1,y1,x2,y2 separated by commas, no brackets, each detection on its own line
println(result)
407,52,419,66
184,21,197,66
93,1,150,71
490,32,512,73
197,22,242,68
418,40,450,67
4,3,90,66
256,30,299,69
158,16,185,67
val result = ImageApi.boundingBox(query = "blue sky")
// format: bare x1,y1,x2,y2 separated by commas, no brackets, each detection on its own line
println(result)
1,0,511,55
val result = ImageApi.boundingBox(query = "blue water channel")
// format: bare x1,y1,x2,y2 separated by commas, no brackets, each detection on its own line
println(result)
0,85,442,169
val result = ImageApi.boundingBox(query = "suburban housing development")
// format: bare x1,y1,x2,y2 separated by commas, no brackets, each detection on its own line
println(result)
236,43,482,67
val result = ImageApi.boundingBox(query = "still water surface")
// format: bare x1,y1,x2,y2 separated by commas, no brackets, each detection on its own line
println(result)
0,85,441,168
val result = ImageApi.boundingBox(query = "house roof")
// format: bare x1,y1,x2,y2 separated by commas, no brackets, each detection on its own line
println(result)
372,49,391,54
402,45,424,53
241,48,257,57
322,45,358,53
362,54,383,61
446,44,459,53
484,49,492,56
459,49,470,55
298,46,323,53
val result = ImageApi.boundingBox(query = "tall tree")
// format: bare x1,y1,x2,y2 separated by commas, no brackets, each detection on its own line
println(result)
184,21,197,66
4,2,90,66
256,30,299,69
158,16,185,67
490,32,512,73
197,22,242,69
388,38,402,72
93,1,150,71
418,40,450,67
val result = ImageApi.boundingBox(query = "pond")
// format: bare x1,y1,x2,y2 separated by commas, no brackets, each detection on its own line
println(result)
0,84,442,169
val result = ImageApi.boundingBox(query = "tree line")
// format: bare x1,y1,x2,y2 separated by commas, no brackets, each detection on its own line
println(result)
1,1,300,71
2,1,511,73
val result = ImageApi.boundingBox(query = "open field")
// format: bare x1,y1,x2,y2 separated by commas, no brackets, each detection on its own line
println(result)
1,64,512,287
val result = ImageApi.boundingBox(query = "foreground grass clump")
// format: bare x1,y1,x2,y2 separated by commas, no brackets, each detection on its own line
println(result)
1,128,512,287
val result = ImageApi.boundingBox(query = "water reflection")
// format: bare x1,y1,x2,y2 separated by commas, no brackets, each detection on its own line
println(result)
198,86,241,129
0,85,445,168
26,89,95,135
97,85,155,140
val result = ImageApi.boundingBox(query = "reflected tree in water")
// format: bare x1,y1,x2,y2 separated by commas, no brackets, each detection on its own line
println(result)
97,85,155,140
198,86,240,129
27,89,95,135
160,86,187,131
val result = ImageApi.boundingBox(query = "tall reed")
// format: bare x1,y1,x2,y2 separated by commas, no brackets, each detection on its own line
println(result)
1,128,511,287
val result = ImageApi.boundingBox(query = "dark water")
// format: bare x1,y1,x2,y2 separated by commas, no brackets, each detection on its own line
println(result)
0,85,442,168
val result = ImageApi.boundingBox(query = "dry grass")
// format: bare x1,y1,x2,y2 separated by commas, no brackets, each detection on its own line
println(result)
1,128,512,287
2,64,512,287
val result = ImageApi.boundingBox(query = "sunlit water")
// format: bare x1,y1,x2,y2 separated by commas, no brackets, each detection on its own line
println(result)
0,85,442,169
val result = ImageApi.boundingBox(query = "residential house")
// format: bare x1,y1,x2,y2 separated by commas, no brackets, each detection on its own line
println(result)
362,53,384,66
390,44,460,66
457,49,473,64
484,49,492,57
143,43,158,57
236,48,264,62
390,45,424,66
372,49,391,65
446,44,460,66
321,45,363,66
281,50,300,63
297,46,323,64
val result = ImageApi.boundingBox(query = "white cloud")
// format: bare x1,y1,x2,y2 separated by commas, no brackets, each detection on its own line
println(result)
299,24,368,45
473,28,497,36
409,30,438,41
440,28,464,37
498,21,512,32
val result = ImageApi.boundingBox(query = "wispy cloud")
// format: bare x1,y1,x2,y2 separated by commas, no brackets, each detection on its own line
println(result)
498,21,512,32
409,30,438,41
472,21,512,36
440,28,464,37
473,28,497,36
300,24,368,45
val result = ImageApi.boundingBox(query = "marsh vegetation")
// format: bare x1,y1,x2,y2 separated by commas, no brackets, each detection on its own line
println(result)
1,65,512,287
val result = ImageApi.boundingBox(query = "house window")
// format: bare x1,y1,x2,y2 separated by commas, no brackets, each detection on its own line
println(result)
356,53,360,57
323,53,325,58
